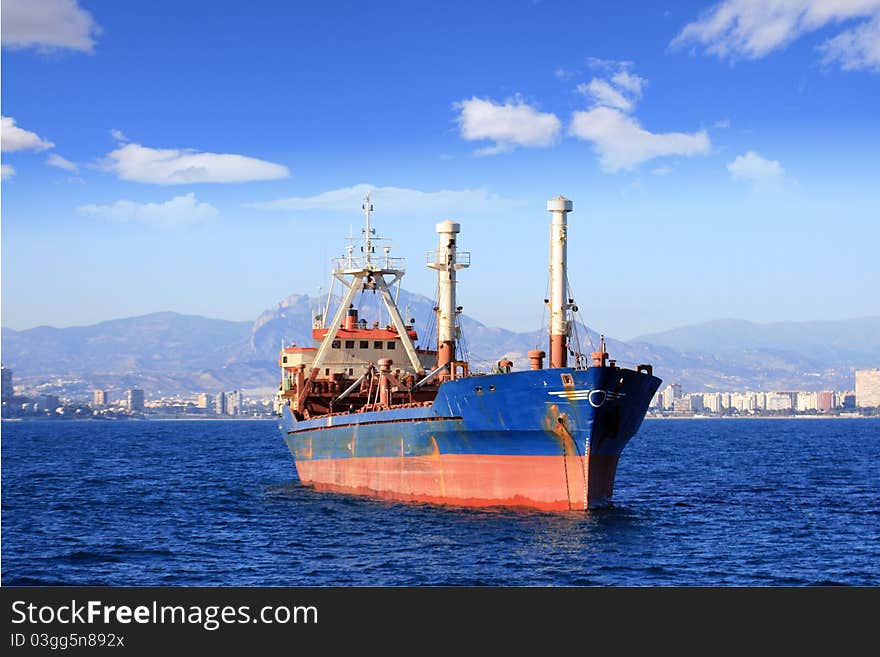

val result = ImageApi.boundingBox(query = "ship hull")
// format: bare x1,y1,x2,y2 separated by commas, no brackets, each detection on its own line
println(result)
280,366,661,511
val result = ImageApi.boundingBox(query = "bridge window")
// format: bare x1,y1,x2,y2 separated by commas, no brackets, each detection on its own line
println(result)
387,341,396,349
345,340,355,349
374,341,383,349
359,340,369,349
282,356,288,363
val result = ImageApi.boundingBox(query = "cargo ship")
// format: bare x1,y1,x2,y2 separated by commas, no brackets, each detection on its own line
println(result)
277,195,661,511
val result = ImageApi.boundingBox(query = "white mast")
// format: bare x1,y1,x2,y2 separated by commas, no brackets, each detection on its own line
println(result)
547,196,573,368
428,220,469,370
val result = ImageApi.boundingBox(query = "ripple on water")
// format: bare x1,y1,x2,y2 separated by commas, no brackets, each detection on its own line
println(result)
2,418,879,586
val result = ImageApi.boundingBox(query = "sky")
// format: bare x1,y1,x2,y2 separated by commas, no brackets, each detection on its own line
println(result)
2,0,878,340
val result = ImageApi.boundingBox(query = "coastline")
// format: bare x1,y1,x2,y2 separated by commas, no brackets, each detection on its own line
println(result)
1,416,276,423
5,414,876,423
645,414,877,420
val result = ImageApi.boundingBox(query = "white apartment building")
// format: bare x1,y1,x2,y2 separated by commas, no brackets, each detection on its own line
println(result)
796,391,818,412
855,369,880,407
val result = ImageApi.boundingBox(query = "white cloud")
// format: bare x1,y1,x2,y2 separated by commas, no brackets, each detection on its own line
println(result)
46,153,78,172
577,79,634,112
457,61,710,172
577,61,646,114
249,183,520,216
727,150,785,181
569,63,710,172
585,56,634,71
671,0,880,72
1,0,101,53
715,118,732,128
110,129,129,142
652,166,673,176
611,70,646,96
1,164,15,180
453,97,561,155
77,193,218,226
102,142,290,184
1,116,54,152
819,15,880,72
570,106,710,172
554,68,574,80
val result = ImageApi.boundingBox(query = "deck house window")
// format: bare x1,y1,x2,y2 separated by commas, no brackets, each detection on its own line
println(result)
374,341,383,349
387,341,396,349
359,340,369,349
331,340,341,349
345,340,355,349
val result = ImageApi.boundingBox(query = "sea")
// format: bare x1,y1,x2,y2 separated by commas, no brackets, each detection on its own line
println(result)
2,417,878,586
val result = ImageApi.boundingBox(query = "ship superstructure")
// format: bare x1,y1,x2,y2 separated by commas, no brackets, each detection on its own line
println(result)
278,195,661,511
277,195,469,419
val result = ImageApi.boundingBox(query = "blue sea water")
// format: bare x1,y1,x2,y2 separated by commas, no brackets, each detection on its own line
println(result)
2,418,878,586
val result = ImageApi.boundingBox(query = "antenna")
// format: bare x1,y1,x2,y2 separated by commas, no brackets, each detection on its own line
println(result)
362,193,374,266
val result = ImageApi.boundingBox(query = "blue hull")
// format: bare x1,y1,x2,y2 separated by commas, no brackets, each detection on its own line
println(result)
280,366,660,510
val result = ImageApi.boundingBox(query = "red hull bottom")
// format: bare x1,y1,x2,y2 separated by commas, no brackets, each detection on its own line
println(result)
296,454,621,512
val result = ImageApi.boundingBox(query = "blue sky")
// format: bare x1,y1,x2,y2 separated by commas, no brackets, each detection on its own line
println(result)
2,0,878,340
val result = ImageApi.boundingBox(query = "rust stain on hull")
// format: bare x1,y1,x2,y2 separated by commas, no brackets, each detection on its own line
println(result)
541,404,586,510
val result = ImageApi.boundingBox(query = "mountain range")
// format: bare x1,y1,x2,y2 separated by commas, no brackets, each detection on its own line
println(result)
2,290,877,400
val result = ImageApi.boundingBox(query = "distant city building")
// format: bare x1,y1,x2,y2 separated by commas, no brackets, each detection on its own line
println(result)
93,389,109,407
855,369,880,408
766,392,793,412
703,393,722,413
687,393,705,412
817,391,835,412
672,398,691,414
216,391,227,415
779,391,798,409
227,390,242,416
197,393,213,411
608,380,873,417
1,366,13,402
756,391,767,411
661,383,682,410
34,394,61,413
126,389,145,412
796,391,818,412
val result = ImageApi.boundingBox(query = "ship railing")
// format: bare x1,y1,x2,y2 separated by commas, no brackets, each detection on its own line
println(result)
425,251,471,268
332,255,406,272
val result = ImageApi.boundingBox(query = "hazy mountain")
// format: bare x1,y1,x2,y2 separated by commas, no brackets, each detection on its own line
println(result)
2,312,251,372
627,317,880,392
633,317,880,361
246,289,440,362
245,288,549,370
2,299,875,399
1,312,256,399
